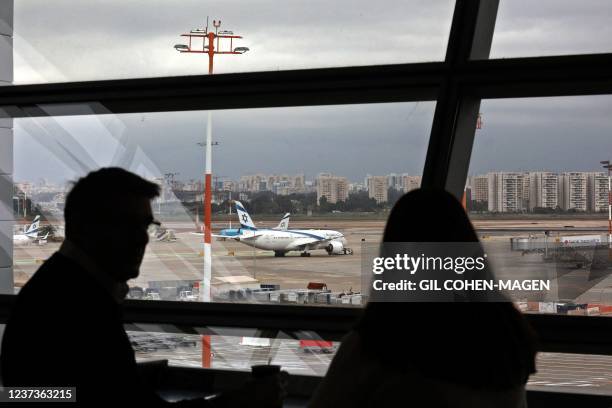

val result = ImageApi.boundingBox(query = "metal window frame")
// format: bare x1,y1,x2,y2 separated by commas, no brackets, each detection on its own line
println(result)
2,0,612,354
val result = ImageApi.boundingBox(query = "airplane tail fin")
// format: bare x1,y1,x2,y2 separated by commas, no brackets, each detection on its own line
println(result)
25,215,41,238
275,213,290,230
234,201,257,230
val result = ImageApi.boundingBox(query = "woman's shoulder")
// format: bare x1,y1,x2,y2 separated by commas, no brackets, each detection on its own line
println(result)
369,375,526,408
348,330,526,408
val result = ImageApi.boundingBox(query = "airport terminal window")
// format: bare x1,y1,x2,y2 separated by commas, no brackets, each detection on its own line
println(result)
12,101,435,303
465,95,612,316
128,324,336,376
127,324,612,395
10,0,454,84
488,0,612,59
2,1,612,391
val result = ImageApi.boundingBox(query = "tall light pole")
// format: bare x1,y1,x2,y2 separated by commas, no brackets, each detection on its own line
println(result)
175,19,248,303
601,160,612,253
196,141,218,233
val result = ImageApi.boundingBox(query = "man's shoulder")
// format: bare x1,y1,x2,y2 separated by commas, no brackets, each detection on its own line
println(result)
16,252,109,310
8,252,121,340
40,251,80,272
22,252,90,291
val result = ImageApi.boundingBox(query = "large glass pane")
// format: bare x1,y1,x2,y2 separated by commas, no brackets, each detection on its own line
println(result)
9,1,454,84
129,325,612,396
530,352,612,391
9,101,434,302
129,324,336,376
466,95,612,315
490,0,612,59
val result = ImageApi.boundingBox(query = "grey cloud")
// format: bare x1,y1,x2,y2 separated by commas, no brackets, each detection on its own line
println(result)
468,96,612,175
13,0,453,82
491,0,612,57
9,1,612,184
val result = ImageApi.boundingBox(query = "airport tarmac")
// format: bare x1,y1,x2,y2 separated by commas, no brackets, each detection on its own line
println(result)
14,218,612,302
13,219,373,293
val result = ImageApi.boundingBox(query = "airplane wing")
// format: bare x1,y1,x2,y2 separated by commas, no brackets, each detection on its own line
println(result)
212,233,233,241
192,232,242,238
211,231,263,241
288,237,331,251
235,232,263,240
194,231,239,241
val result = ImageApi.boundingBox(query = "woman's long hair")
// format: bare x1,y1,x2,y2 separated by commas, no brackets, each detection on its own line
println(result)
357,188,537,390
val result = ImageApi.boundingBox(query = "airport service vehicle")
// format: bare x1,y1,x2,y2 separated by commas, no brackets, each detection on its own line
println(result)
299,340,335,354
512,234,608,251
13,215,48,245
511,233,610,270
214,201,350,257
559,234,604,247
178,290,198,301
150,225,177,242
146,293,161,301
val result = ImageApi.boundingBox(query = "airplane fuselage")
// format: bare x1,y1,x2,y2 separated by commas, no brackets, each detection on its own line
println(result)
13,235,33,245
230,228,347,253
216,202,349,255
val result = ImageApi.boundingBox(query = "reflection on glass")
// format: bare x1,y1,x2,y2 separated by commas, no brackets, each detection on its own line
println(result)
12,102,434,303
130,329,337,376
128,326,612,394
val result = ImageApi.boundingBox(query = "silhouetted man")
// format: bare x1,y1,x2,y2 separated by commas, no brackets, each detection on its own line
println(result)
1,168,283,407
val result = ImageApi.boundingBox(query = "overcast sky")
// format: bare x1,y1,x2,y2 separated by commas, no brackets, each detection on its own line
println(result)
8,0,612,183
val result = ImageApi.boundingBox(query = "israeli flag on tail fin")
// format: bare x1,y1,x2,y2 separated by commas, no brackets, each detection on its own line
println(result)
25,215,41,238
234,201,257,230
275,213,290,231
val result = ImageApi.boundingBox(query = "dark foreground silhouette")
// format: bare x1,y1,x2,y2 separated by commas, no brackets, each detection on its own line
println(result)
1,168,284,407
311,188,537,408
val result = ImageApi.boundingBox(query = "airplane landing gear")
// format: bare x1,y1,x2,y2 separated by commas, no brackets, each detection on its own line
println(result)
274,251,286,257
300,252,311,257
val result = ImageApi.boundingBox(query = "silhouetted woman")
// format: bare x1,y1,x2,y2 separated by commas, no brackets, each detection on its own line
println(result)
310,189,537,408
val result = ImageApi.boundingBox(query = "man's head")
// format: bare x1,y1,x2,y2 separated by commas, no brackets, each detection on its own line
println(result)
64,168,160,282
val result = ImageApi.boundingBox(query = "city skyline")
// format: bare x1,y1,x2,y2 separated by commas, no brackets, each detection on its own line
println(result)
13,167,612,189
15,168,610,203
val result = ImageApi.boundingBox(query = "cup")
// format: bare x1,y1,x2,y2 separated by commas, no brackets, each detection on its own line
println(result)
251,364,282,379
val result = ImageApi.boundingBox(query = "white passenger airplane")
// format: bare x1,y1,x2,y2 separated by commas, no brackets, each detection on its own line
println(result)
13,215,48,245
214,202,349,257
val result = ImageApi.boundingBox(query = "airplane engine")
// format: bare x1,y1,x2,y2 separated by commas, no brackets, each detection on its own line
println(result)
326,240,344,255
